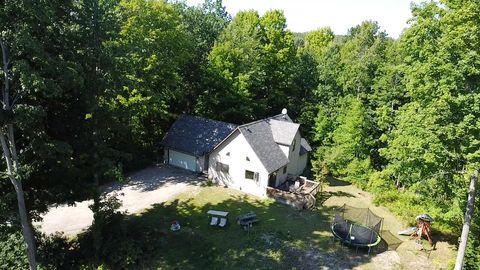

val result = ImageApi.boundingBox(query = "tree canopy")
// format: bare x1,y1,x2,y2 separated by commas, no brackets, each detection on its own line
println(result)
1,0,479,268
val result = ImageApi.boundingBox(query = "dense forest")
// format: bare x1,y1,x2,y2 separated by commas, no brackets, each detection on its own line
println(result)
1,0,479,269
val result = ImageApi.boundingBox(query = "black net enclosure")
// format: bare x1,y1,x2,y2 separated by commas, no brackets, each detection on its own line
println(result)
331,204,384,250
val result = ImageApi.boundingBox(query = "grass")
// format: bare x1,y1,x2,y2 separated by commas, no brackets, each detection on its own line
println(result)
128,187,341,269
120,184,413,270
90,181,455,269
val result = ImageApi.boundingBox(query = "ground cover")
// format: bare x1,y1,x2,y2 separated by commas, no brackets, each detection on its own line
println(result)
123,180,455,269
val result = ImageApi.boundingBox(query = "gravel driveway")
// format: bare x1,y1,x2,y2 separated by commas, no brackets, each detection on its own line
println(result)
36,164,203,236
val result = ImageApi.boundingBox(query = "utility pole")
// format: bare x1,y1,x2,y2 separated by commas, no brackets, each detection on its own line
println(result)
454,170,478,270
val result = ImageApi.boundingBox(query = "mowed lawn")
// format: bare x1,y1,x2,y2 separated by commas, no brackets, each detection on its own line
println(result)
121,183,454,270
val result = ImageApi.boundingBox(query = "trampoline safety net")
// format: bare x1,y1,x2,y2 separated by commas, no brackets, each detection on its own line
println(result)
334,204,383,233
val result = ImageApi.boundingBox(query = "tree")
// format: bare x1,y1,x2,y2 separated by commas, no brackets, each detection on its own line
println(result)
1,34,37,270
107,0,193,162
202,10,300,123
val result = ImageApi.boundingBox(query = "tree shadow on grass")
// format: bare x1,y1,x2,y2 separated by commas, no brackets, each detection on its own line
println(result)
50,188,382,269
327,176,351,187
316,190,356,206
114,192,378,270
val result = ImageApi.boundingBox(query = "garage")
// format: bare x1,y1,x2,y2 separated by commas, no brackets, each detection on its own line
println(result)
161,115,237,173
168,149,197,172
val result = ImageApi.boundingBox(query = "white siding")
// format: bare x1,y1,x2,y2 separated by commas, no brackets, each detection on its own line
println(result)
279,145,290,158
297,153,308,175
208,131,269,197
285,131,302,175
168,150,197,172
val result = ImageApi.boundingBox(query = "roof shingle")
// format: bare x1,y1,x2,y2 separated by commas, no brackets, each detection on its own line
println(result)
239,119,290,173
161,115,237,156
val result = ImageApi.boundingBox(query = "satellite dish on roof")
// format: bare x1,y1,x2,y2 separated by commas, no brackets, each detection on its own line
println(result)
281,108,287,115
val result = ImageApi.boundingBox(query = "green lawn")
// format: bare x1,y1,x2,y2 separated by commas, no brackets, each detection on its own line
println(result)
78,181,455,269
122,186,377,270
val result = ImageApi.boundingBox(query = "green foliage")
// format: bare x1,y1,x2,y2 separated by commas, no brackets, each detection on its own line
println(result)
199,9,304,123
307,1,480,265
0,229,29,269
1,0,479,267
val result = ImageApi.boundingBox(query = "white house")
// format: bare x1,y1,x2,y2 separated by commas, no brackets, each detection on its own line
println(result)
161,110,312,198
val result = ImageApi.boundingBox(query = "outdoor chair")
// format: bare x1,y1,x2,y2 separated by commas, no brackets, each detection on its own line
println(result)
210,216,218,226
219,218,227,227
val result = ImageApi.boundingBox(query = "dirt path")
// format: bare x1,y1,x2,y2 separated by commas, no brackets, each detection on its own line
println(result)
322,178,455,270
35,165,202,236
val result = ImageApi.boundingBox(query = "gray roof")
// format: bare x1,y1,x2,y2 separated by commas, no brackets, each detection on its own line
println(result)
161,115,237,156
238,119,290,173
269,119,299,145
270,113,293,122
300,138,312,155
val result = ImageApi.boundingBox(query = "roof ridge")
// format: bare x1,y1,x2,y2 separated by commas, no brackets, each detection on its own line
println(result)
180,114,237,127
238,113,292,128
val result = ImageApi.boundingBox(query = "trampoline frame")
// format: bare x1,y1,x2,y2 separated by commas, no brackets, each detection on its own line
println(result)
331,222,382,248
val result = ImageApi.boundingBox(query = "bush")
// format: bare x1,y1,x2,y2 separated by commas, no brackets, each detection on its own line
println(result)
37,232,79,270
0,229,29,269
344,158,372,188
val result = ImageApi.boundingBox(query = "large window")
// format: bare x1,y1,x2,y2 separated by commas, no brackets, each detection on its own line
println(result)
245,170,259,182
216,162,229,173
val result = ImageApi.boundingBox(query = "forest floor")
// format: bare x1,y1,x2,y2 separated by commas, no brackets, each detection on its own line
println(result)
134,178,456,269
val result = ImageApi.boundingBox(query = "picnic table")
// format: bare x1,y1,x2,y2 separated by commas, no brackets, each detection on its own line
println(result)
237,212,258,228
207,210,229,217
207,210,229,227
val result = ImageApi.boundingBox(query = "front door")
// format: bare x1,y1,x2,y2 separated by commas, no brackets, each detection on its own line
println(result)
268,172,277,187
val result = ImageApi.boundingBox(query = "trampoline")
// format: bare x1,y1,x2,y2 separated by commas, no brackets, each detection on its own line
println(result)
331,204,384,253
331,220,381,247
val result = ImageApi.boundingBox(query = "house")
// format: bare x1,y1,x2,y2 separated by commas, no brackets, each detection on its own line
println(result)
161,115,237,172
161,110,312,198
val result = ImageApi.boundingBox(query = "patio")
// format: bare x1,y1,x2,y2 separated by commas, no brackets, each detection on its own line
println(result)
267,175,321,210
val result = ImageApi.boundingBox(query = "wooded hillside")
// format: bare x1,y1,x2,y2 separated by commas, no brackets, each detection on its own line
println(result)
1,0,479,269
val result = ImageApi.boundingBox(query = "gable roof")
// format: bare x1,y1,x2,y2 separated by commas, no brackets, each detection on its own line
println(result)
161,115,237,156
270,113,293,122
238,119,290,174
300,138,312,156
269,119,300,145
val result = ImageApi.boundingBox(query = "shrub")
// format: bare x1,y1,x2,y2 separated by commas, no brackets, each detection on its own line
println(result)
37,232,79,270
0,229,29,269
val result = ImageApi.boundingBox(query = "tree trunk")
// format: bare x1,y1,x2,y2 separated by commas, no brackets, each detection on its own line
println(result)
454,170,478,270
1,38,37,270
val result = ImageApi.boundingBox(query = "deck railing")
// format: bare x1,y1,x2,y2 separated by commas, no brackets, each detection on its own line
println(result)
266,177,320,210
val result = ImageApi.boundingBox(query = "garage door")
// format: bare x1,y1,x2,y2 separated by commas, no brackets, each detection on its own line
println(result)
169,150,197,172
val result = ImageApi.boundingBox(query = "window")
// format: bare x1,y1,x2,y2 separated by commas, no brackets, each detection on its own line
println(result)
216,162,229,173
246,156,250,161
292,139,296,152
245,170,259,181
283,166,287,174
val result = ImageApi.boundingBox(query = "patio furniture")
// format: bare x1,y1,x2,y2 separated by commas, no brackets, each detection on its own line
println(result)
207,210,229,227
210,216,219,226
237,212,258,230
219,218,227,227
